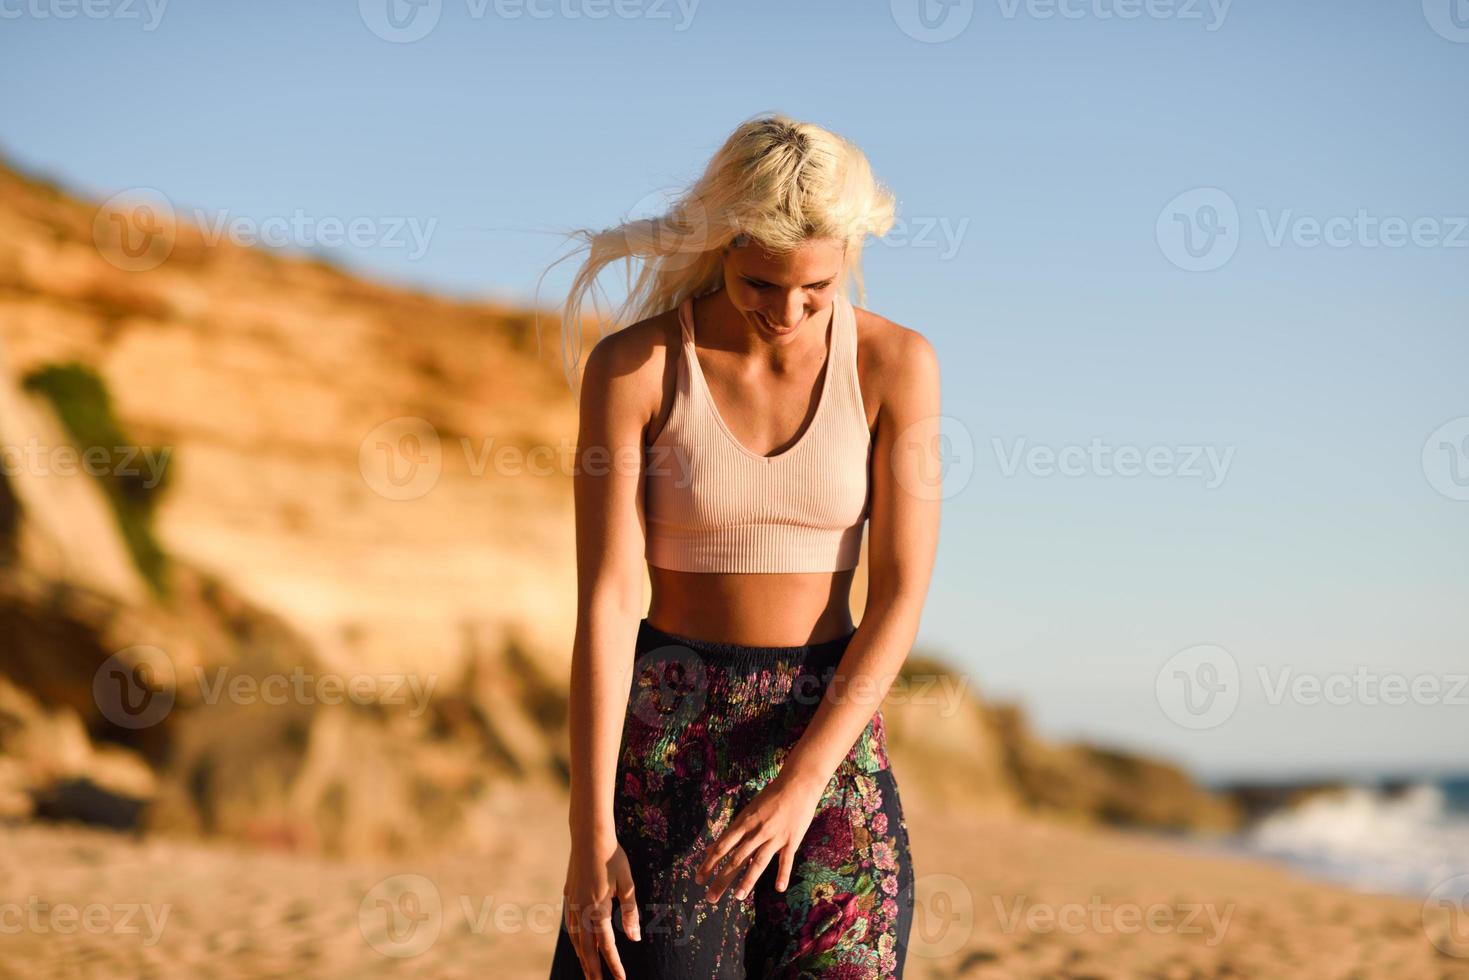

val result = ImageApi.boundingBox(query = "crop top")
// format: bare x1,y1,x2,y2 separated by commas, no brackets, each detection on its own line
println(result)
644,289,872,573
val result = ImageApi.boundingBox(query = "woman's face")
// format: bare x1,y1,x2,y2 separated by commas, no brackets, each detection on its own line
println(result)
721,236,846,339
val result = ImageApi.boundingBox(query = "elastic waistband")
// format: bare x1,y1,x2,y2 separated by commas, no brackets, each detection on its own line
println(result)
636,618,855,660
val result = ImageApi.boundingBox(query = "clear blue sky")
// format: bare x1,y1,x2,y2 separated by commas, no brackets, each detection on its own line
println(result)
4,0,1466,780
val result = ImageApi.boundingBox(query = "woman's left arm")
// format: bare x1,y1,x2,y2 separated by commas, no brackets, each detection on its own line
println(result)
695,326,943,902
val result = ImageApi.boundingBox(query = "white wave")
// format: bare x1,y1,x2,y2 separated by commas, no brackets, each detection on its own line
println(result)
1238,782,1469,897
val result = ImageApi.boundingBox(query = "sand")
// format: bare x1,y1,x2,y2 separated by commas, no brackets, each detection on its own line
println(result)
2,782,1465,979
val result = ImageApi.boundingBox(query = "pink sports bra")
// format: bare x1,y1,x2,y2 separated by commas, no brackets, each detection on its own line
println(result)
644,290,872,573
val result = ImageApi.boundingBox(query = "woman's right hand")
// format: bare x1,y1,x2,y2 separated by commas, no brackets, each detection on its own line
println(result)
561,833,641,980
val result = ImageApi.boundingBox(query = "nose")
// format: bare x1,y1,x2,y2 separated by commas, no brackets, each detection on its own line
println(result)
769,294,806,329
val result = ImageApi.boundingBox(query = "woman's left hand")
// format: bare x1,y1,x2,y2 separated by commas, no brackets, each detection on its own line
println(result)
693,769,829,903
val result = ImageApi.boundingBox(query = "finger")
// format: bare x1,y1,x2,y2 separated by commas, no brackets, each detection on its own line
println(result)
616,877,641,942
731,839,781,900
595,917,627,980
695,821,746,884
572,924,596,980
776,843,796,893
705,833,767,901
567,905,601,980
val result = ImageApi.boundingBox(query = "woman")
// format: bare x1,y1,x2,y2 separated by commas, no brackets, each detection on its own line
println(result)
545,112,941,979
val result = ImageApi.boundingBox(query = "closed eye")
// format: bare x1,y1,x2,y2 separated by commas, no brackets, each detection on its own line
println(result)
743,277,834,290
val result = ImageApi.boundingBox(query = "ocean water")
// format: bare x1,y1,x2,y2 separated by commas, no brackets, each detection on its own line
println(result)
1204,776,1469,898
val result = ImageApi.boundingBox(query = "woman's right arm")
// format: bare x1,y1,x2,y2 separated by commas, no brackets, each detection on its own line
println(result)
562,329,651,977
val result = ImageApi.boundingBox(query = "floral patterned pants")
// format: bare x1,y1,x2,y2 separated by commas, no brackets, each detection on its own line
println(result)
549,618,915,979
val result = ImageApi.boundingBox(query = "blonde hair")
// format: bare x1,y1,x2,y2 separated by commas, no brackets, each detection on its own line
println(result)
535,111,897,397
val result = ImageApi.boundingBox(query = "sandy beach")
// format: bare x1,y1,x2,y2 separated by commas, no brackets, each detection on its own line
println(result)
4,780,1464,980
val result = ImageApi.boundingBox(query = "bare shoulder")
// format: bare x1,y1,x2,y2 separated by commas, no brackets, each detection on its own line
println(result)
851,302,939,425
577,306,679,433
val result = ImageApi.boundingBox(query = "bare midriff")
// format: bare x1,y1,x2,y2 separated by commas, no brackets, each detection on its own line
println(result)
646,566,858,647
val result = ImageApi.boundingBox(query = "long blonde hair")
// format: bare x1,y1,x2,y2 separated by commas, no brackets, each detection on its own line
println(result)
535,112,897,397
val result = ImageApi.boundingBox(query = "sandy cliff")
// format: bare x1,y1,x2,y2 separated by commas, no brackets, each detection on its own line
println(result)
0,159,1241,858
